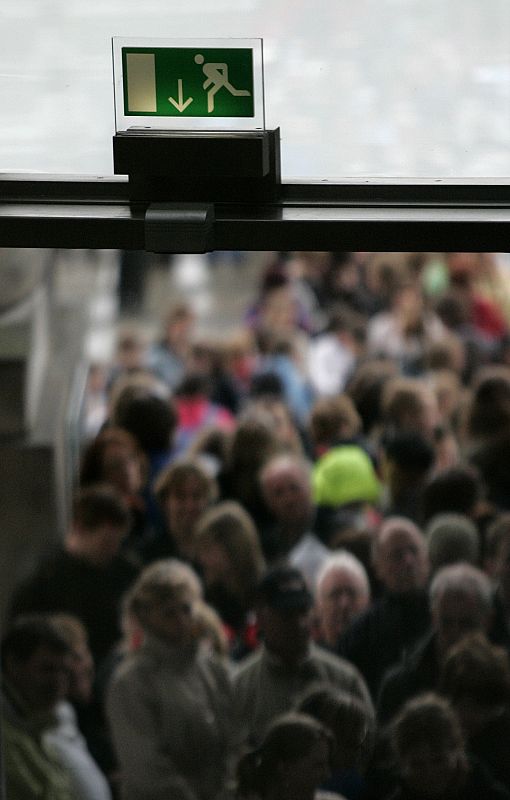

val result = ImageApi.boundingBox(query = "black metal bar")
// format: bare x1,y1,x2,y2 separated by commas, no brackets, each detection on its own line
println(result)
281,178,510,206
0,203,146,249
2,173,510,205
0,174,130,203
1,174,510,251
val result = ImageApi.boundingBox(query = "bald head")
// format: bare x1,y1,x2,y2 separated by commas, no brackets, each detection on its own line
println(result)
374,517,429,595
260,455,314,528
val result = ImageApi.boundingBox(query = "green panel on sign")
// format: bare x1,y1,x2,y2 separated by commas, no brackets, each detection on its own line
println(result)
122,47,254,118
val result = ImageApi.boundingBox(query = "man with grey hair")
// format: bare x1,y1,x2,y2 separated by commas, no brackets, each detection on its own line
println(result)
425,512,480,574
377,562,493,723
315,550,371,648
337,516,430,700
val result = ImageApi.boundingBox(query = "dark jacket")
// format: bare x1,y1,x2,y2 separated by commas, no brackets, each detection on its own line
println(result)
490,587,510,651
9,549,138,668
387,757,510,800
376,593,510,726
376,632,438,724
468,708,510,791
337,590,431,701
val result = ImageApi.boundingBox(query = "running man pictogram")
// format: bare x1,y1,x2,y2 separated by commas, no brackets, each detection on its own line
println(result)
195,53,251,113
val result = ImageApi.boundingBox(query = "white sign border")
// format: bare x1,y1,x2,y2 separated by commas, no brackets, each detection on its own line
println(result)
112,37,265,132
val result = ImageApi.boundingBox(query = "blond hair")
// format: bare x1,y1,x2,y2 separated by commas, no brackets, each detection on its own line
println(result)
126,559,202,623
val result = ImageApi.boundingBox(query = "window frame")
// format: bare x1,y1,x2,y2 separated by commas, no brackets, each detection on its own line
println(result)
1,173,510,252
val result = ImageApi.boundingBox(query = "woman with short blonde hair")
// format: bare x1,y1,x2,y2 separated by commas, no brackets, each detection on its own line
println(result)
107,558,236,800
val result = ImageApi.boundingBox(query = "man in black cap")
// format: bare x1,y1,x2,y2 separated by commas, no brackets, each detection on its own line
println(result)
233,565,372,746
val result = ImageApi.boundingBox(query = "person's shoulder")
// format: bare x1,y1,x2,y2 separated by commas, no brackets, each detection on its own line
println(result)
30,548,71,576
310,641,362,677
376,634,435,722
107,649,149,694
378,631,432,687
291,532,329,558
377,655,408,694
140,535,175,565
288,534,329,584
197,645,232,681
233,647,263,682
353,597,386,627
146,340,167,359
309,333,337,353
337,598,383,648
8,549,69,614
468,756,510,800
106,554,140,585
53,700,78,727
367,311,392,331
311,644,373,707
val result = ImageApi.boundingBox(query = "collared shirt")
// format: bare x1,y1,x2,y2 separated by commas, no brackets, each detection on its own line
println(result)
45,701,112,800
288,532,330,591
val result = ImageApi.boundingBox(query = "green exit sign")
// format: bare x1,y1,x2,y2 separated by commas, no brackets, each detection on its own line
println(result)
113,38,265,131
124,47,254,117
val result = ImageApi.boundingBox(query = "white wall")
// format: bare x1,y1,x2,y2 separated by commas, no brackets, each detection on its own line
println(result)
1,0,509,178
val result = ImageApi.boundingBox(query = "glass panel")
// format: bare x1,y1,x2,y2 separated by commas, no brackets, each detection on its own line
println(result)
1,1,509,178
112,37,264,131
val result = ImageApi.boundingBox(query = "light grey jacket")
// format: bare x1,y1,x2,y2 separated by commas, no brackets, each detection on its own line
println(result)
106,635,237,800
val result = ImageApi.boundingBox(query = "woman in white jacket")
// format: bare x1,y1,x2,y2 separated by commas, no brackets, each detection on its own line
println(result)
106,559,237,800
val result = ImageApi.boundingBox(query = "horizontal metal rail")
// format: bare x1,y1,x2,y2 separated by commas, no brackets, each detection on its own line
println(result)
1,173,510,251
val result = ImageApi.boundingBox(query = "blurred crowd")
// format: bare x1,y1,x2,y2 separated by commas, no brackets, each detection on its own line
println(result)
5,250,510,800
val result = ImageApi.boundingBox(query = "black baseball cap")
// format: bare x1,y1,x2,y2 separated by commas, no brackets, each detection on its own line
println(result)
254,566,313,612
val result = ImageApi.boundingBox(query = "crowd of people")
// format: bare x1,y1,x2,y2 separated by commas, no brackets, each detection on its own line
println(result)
4,250,510,800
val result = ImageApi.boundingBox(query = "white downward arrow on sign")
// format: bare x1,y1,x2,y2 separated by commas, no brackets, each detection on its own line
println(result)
168,79,193,112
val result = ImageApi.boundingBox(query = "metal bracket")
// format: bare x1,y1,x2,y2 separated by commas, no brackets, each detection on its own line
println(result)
113,129,281,204
145,203,215,253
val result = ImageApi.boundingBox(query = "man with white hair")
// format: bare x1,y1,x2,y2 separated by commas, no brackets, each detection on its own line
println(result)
315,551,371,649
377,562,494,723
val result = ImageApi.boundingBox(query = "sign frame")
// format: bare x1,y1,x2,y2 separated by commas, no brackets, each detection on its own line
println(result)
112,37,265,132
